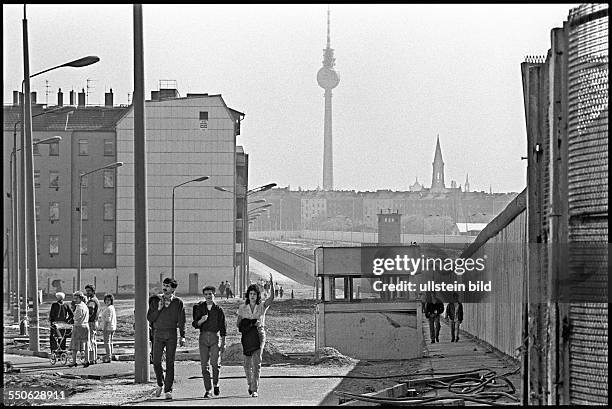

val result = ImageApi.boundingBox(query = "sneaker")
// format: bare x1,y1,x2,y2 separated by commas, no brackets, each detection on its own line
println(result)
165,392,172,400
155,386,162,397
204,391,211,399
213,386,220,396
251,391,258,398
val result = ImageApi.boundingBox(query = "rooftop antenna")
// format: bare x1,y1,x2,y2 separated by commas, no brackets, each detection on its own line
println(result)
45,79,51,105
86,78,96,105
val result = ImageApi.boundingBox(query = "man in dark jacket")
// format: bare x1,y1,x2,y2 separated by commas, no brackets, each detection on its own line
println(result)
192,285,227,399
147,277,186,400
425,292,445,343
49,292,73,352
445,292,464,342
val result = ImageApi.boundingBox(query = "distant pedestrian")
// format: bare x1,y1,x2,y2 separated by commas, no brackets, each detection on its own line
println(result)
237,273,275,398
445,292,463,342
263,282,270,297
49,292,73,353
84,284,100,364
193,285,227,398
279,286,284,298
274,282,279,298
69,291,90,367
425,292,444,343
99,294,117,363
291,289,294,299
225,281,233,298
218,282,226,299
147,277,186,400
419,292,426,313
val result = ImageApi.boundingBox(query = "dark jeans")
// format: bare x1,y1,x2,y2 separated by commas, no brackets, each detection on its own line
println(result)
152,329,178,393
198,331,221,391
428,315,441,341
50,325,70,351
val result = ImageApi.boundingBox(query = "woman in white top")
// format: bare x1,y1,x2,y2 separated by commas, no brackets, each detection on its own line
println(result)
236,273,275,398
99,294,117,363
70,291,90,367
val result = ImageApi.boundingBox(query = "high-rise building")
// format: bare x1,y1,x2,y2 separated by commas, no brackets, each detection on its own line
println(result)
317,6,340,191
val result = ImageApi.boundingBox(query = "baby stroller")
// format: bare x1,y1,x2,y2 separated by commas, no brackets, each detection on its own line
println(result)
48,322,73,366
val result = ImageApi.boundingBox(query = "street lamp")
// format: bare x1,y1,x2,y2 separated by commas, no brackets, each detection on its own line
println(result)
214,183,276,297
77,162,123,289
21,3,100,352
171,176,210,279
8,134,62,321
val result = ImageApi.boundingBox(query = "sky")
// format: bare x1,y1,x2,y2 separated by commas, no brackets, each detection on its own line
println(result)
3,4,578,193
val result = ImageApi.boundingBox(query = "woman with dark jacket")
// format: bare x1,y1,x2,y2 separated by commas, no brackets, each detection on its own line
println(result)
236,273,275,398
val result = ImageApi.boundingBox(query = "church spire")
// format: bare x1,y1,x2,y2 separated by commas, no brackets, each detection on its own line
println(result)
431,135,445,191
464,173,470,192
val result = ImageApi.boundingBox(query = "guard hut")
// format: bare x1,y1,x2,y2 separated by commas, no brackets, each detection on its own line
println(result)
314,243,424,360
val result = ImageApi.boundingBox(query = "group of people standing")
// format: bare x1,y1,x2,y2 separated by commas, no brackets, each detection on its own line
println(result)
146,273,275,400
49,284,117,366
258,278,284,298
217,280,234,299
421,291,464,344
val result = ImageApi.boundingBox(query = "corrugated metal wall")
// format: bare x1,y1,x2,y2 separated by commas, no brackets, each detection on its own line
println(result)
460,210,527,358
566,3,608,405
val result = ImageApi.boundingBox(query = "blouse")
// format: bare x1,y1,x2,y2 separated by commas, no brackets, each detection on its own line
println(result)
237,303,270,328
99,305,117,331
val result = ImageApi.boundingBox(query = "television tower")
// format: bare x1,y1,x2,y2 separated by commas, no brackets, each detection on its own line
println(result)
317,6,340,191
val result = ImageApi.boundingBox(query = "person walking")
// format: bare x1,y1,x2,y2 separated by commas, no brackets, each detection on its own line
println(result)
236,273,275,397
69,291,90,367
49,292,73,353
445,292,464,342
147,277,186,400
274,282,280,298
225,281,233,298
193,285,227,398
84,284,100,364
218,282,226,300
425,292,444,343
279,286,284,298
99,294,117,363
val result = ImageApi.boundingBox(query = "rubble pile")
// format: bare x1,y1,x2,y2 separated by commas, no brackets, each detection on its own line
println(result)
309,347,358,366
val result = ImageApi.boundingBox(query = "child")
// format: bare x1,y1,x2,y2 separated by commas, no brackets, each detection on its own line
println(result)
99,294,117,362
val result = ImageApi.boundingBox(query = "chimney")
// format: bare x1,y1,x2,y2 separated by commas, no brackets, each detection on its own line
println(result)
13,90,19,106
57,88,63,107
31,92,37,105
78,88,85,106
105,88,113,107
69,90,75,105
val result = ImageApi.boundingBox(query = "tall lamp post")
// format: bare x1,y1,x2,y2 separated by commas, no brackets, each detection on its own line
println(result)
214,183,276,297
77,162,123,289
8,135,62,322
171,176,209,279
21,3,100,352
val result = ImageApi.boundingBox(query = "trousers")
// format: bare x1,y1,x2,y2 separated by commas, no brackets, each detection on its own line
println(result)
198,331,221,391
428,315,441,341
450,320,461,340
152,329,178,393
243,330,266,392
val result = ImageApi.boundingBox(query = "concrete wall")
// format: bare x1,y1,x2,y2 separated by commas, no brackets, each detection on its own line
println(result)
316,301,423,360
249,239,314,285
250,230,476,245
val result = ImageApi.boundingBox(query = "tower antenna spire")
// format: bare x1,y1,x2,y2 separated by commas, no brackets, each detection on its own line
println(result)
327,5,331,49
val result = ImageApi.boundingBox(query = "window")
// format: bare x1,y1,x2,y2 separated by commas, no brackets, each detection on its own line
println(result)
35,202,40,221
33,139,40,155
49,202,60,222
34,170,40,188
103,170,114,188
81,235,88,255
79,140,89,155
80,202,88,220
49,235,59,255
49,171,59,189
103,235,114,254
104,140,114,156
49,142,59,156
103,202,114,220
80,173,88,188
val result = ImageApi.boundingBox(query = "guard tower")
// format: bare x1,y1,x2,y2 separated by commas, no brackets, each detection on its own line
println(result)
378,209,402,244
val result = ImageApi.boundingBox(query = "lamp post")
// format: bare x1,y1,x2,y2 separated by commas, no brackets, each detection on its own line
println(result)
20,4,100,352
8,134,62,322
214,183,276,297
171,176,209,279
77,162,123,289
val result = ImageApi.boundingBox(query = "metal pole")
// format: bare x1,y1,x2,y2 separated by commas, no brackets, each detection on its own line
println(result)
133,3,149,383
5,229,11,313
10,149,19,323
77,176,83,289
23,6,40,352
171,186,175,279
19,88,28,329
